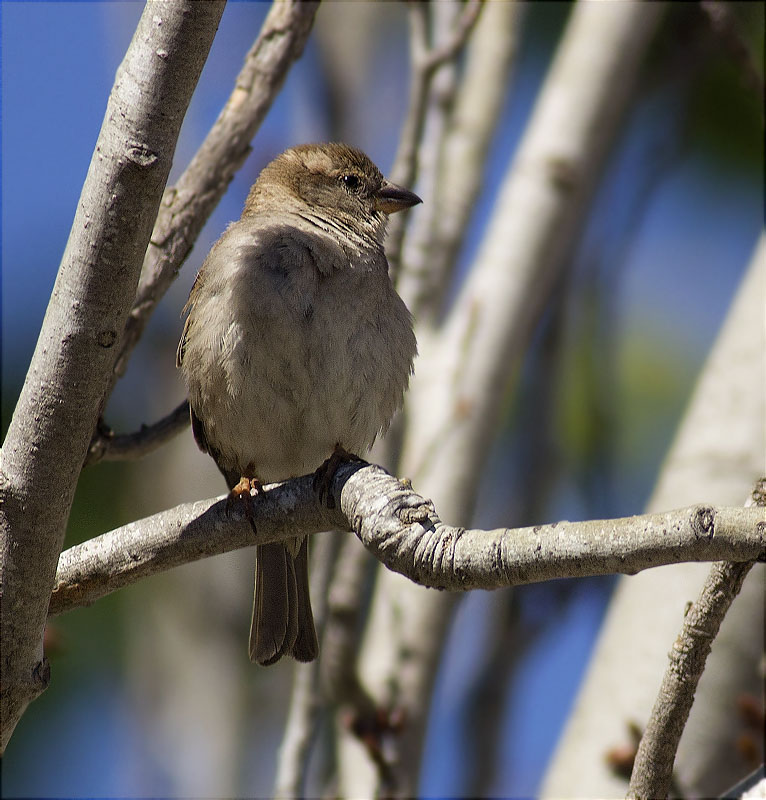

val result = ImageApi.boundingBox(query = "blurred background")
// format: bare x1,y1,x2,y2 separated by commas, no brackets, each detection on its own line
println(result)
2,1,763,797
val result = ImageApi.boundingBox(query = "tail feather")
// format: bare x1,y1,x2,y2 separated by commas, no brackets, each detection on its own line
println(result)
291,537,319,662
250,542,295,665
249,539,317,665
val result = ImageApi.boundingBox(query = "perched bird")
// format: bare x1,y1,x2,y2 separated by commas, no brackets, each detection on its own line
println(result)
177,143,419,665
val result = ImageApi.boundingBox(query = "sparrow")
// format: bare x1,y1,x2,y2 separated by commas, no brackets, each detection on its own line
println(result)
176,143,419,665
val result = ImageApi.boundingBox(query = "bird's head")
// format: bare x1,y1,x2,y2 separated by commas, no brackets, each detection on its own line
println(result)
244,143,421,245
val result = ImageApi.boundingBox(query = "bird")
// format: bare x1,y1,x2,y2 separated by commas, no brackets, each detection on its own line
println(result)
176,143,419,665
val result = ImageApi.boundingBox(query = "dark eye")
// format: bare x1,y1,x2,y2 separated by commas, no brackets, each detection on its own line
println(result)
341,174,361,192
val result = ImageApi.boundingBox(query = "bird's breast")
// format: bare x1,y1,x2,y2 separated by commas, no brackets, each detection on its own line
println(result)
186,253,415,482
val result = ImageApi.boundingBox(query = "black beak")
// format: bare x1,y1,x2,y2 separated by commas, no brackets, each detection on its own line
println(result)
374,180,422,215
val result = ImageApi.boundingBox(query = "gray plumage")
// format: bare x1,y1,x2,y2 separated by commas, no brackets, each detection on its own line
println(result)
177,143,419,665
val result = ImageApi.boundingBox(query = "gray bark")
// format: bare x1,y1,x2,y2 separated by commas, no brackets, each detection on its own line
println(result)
0,0,226,754
47,463,764,619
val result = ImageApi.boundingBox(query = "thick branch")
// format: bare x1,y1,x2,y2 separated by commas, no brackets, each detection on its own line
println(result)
0,0,225,755
395,1,462,325
542,236,766,797
321,537,378,712
49,463,765,618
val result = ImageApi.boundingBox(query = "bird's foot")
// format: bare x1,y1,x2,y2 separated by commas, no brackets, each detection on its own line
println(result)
312,443,363,510
230,476,262,499
227,476,263,532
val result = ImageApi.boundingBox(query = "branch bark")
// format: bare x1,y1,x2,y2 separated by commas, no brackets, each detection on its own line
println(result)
0,0,225,755
627,555,757,799
85,400,190,465
48,462,765,620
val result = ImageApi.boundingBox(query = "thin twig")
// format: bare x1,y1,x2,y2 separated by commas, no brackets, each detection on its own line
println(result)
386,0,483,277
396,0,462,324
626,561,755,799
421,0,483,73
85,400,190,466
627,480,766,799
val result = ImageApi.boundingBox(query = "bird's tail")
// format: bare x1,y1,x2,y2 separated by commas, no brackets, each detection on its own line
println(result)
249,538,318,665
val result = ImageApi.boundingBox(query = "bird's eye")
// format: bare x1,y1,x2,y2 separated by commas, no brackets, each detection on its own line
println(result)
341,174,361,192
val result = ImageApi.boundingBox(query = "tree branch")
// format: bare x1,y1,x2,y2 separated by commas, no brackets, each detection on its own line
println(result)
420,0,483,73
386,0,483,277
110,0,320,390
398,0,524,323
626,558,756,799
0,0,225,755
321,537,378,714
85,400,190,465
627,481,765,799
396,1,463,325
48,462,765,619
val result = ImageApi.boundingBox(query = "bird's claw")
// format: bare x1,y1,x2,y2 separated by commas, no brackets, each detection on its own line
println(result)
312,444,362,509
227,476,262,531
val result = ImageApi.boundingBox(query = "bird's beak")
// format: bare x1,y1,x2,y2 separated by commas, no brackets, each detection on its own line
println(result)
374,180,422,215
